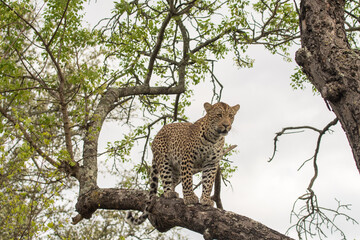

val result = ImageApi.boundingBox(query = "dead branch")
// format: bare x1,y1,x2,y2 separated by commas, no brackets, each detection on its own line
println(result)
267,118,358,239
212,167,223,209
268,123,332,162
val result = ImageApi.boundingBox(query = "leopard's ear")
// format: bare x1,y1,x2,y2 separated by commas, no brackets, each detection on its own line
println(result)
232,104,240,113
204,102,212,112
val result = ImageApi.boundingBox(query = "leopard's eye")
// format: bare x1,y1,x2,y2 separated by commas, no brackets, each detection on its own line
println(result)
229,114,233,118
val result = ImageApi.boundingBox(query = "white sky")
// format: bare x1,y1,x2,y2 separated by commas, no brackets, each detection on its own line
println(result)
83,1,360,239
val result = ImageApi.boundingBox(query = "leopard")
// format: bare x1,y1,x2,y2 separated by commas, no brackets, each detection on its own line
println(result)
126,102,240,225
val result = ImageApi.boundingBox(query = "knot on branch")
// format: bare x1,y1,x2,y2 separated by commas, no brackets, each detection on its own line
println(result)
73,187,101,223
148,214,174,233
59,161,80,178
295,47,312,67
321,81,344,102
146,197,187,232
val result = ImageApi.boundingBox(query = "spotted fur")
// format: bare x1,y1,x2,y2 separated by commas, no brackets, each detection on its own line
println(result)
126,102,240,225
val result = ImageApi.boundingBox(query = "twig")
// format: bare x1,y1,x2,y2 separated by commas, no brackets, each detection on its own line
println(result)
0,105,59,168
269,124,328,162
267,118,358,239
223,144,237,156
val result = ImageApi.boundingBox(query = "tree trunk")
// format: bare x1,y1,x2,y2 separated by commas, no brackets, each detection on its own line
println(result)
74,188,293,240
295,0,360,173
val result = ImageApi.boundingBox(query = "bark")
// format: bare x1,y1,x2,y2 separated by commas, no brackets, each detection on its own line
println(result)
296,0,360,173
72,88,294,239
79,85,185,195
74,188,293,240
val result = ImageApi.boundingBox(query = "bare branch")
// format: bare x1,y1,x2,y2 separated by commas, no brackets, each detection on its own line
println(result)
211,167,223,209
176,19,190,88
269,124,325,162
267,118,356,239
190,28,233,54
144,12,173,85
173,94,181,121
223,144,237,156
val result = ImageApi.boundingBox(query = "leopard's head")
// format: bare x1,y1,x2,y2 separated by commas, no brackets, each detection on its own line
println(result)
204,102,240,136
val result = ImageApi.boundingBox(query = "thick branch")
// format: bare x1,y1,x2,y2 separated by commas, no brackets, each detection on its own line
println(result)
296,0,360,172
111,84,185,98
74,188,293,240
176,19,190,88
79,85,185,195
212,167,223,209
58,74,75,162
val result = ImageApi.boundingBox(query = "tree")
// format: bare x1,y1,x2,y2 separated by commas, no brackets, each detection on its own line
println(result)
295,0,360,172
0,0,359,239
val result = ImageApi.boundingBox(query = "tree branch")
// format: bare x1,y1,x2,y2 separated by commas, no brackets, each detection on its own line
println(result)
176,19,190,88
0,106,59,168
47,0,71,46
212,167,223,209
269,125,322,162
2,0,77,167
190,28,233,54
79,85,185,194
296,0,360,172
144,12,173,85
73,188,294,240
307,118,338,190
268,118,347,239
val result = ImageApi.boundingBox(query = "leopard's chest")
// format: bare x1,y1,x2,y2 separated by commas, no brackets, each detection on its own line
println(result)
192,144,216,166
167,139,218,174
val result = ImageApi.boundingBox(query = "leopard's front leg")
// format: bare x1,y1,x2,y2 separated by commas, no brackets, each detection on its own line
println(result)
200,163,218,206
181,156,199,205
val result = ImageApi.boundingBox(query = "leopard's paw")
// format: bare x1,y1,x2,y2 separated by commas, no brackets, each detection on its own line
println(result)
200,196,214,207
164,191,179,199
184,193,199,205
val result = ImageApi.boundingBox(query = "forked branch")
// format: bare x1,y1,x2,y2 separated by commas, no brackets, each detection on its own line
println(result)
268,119,338,162
268,118,358,238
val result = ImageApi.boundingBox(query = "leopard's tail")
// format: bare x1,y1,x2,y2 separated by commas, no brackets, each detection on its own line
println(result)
126,164,159,225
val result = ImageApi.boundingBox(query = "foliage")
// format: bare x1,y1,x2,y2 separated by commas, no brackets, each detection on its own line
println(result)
290,66,317,93
344,0,360,49
1,0,360,239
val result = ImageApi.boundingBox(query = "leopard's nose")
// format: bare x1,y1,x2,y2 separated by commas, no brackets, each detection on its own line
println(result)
222,123,230,129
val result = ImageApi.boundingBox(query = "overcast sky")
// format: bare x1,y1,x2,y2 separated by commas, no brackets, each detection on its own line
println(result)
83,2,360,239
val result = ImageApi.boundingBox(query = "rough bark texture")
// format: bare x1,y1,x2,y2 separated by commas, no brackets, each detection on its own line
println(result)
74,188,293,240
69,86,295,238
79,85,185,195
296,0,360,172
